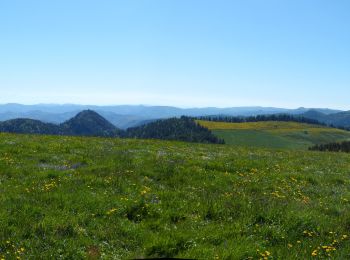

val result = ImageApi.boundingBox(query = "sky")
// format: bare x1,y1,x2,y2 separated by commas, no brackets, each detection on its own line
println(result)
0,0,349,109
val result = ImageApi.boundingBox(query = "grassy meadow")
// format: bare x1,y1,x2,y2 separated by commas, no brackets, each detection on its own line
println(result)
197,120,350,149
1,133,350,259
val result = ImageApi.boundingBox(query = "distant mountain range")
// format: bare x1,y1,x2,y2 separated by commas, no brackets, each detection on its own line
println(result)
300,110,350,128
0,104,347,129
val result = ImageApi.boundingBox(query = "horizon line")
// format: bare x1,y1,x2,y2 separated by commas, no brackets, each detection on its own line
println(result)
0,103,347,111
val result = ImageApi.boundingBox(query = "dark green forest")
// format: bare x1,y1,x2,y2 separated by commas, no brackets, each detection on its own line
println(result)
59,110,120,137
125,116,224,144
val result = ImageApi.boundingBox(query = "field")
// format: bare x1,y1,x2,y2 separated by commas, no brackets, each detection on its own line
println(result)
1,133,350,259
197,120,350,149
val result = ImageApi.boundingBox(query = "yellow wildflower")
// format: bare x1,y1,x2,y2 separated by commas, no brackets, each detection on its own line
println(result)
106,208,117,215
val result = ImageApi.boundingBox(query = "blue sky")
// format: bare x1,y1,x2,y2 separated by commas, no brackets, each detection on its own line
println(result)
1,0,349,109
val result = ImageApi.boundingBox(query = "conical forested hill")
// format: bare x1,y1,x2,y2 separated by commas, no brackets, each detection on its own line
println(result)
60,110,120,137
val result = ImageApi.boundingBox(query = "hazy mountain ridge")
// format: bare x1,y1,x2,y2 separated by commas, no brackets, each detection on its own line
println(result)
0,104,345,129
300,110,350,128
0,104,342,116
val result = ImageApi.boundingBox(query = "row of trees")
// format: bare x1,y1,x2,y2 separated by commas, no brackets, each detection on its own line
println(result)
309,141,350,153
197,114,326,125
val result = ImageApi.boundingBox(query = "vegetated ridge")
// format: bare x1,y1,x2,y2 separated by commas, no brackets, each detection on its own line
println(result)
0,118,60,135
0,110,222,144
125,116,224,144
60,110,120,137
0,110,120,137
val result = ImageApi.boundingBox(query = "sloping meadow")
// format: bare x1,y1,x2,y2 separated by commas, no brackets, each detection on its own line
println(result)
197,120,350,150
0,133,350,258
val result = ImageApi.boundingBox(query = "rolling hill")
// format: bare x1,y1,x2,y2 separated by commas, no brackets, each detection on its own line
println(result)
197,120,350,149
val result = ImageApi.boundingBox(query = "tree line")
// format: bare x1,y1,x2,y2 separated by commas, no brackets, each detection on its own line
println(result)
196,114,326,125
196,114,350,132
309,141,350,153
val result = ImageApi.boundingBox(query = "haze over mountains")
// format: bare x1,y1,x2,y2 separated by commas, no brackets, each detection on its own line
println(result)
0,104,348,129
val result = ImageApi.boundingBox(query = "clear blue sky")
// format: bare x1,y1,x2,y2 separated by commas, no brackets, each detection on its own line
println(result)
1,0,349,109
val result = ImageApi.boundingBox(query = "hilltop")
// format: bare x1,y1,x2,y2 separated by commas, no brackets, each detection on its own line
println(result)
60,110,120,137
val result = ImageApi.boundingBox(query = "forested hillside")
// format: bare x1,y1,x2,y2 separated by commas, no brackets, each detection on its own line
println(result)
125,116,224,144
0,119,60,135
60,110,120,137
0,111,222,144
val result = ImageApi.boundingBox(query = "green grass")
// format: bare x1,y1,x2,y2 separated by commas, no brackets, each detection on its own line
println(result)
198,120,350,149
212,130,302,149
1,133,350,259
